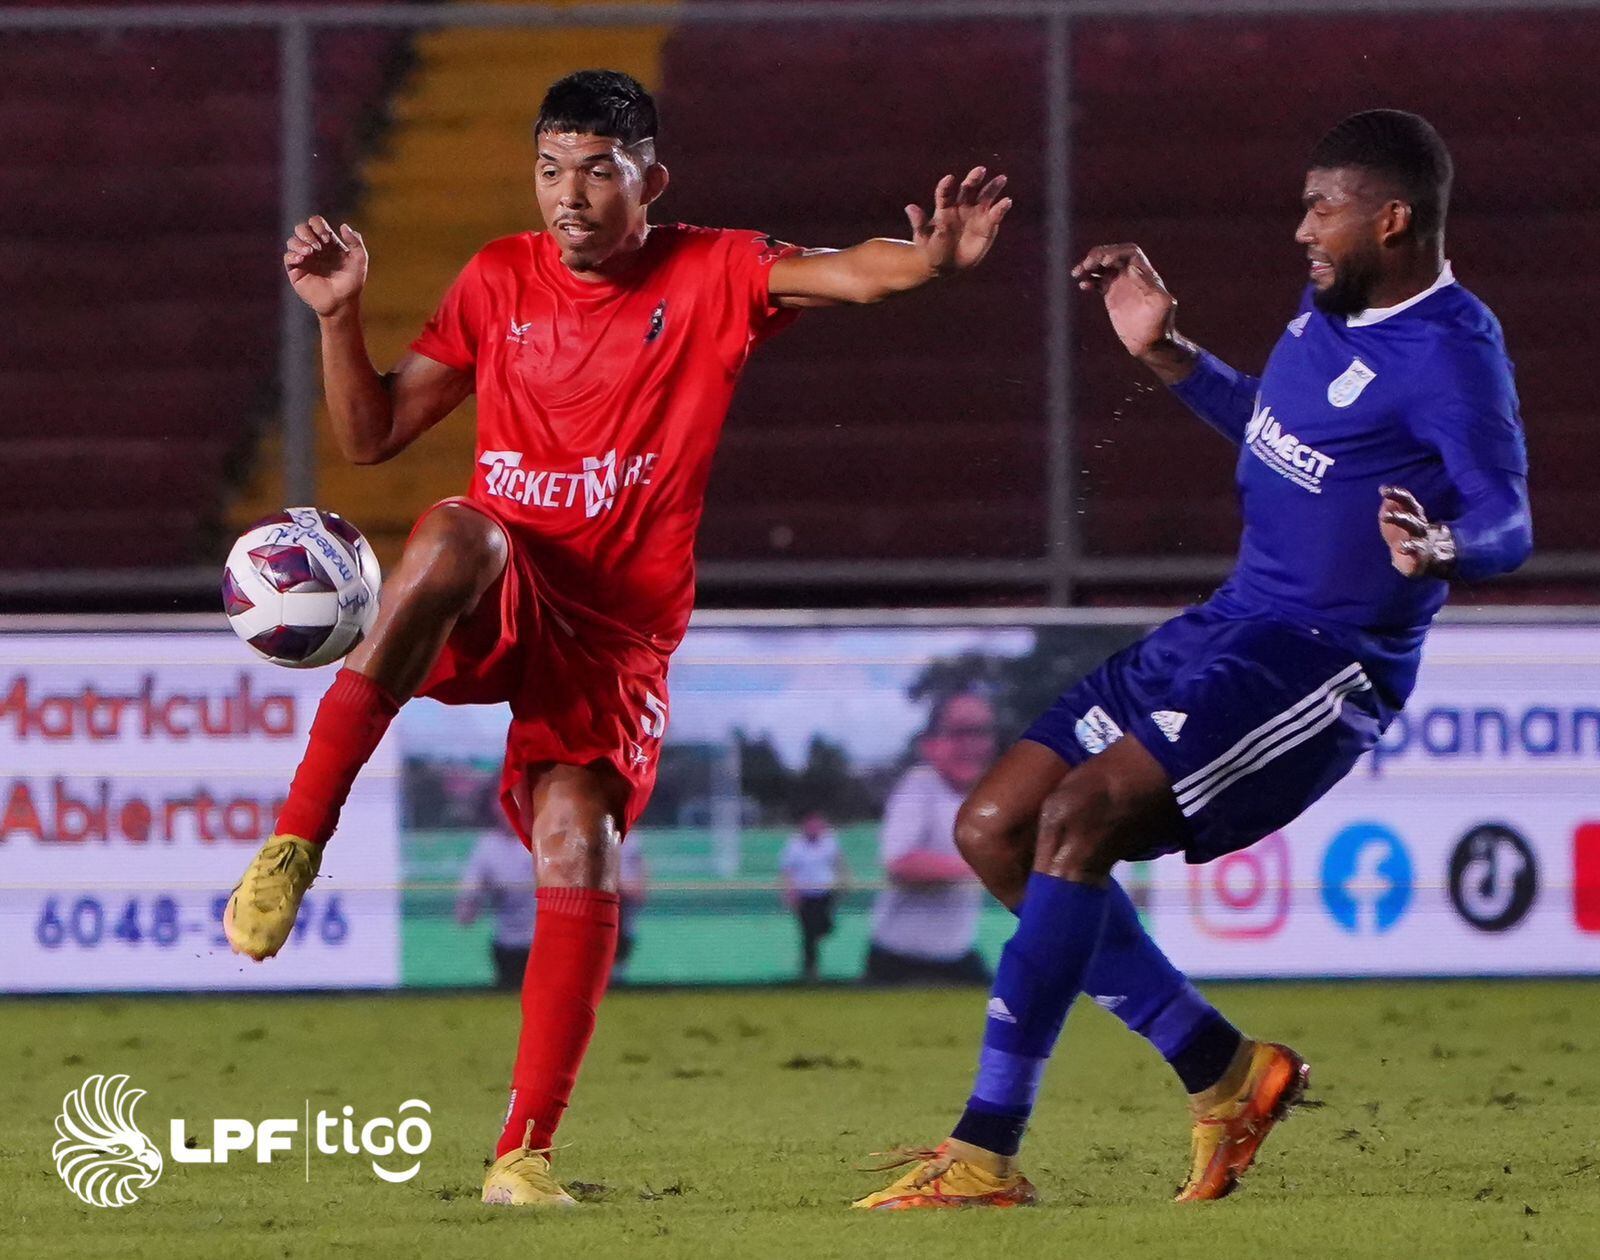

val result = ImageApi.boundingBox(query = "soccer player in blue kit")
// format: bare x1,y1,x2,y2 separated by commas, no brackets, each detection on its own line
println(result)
856,110,1533,1209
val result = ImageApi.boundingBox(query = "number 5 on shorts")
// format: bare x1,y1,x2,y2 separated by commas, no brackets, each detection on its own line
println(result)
640,692,667,739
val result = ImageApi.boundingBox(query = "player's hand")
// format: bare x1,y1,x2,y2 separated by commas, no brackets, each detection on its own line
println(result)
284,215,368,317
905,166,1012,276
1072,244,1179,359
1380,485,1457,580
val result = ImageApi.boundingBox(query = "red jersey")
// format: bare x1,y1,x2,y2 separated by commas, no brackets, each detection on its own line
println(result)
410,224,802,649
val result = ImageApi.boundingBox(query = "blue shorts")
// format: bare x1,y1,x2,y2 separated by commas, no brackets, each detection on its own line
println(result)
1022,606,1395,863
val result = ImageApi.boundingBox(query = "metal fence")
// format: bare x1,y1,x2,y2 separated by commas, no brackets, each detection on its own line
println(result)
4,0,1597,605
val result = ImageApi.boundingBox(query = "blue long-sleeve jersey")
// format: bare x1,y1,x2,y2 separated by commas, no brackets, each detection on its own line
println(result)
1170,265,1532,703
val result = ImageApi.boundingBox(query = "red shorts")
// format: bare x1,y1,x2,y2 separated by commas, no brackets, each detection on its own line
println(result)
412,498,671,844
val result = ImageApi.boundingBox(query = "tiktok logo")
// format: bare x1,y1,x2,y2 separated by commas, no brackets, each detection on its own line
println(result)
1321,822,1413,934
1448,823,1538,932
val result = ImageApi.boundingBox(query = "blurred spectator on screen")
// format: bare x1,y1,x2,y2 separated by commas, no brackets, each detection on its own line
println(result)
780,810,850,981
865,691,995,985
454,818,536,989
615,838,648,982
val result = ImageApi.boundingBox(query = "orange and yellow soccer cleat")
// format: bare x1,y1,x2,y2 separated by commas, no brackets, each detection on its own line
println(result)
1175,1040,1310,1203
852,1139,1039,1211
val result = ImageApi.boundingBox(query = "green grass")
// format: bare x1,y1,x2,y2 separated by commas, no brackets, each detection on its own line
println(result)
7,982,1600,1258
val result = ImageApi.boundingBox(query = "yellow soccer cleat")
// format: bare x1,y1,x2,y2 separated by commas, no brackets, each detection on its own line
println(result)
852,1139,1038,1211
1175,1040,1310,1202
482,1126,577,1208
223,834,321,961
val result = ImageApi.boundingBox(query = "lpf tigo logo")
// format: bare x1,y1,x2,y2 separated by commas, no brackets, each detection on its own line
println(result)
1321,822,1413,933
53,1072,432,1208
54,1074,165,1209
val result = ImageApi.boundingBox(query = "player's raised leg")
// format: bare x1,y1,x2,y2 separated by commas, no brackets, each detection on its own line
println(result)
857,738,1167,1208
955,744,1254,1114
482,761,627,1207
225,505,508,960
943,736,1306,1204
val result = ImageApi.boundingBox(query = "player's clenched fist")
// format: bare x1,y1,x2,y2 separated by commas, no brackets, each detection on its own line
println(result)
284,214,368,317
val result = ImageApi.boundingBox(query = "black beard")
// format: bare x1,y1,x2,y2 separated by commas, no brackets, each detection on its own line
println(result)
1312,259,1381,316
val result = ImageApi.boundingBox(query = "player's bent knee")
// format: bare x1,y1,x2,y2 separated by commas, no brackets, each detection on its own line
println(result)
527,772,625,891
400,506,508,612
952,797,1001,867
1044,830,1119,883
534,828,620,891
1033,776,1129,882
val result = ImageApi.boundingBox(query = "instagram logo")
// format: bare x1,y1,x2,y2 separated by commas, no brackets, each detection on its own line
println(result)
1189,832,1291,938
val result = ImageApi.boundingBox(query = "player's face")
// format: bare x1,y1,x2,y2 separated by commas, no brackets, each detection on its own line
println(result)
1295,166,1388,315
920,695,999,792
534,132,666,276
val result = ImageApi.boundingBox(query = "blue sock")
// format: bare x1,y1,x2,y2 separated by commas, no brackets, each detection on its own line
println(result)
950,873,1109,1157
1083,877,1243,1094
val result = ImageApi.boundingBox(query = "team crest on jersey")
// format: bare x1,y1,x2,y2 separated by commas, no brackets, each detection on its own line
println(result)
754,233,795,264
1327,357,1377,408
506,319,532,345
1074,706,1124,755
1287,313,1311,338
644,299,668,344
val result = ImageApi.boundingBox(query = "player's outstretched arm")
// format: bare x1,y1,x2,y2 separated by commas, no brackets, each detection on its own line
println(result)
284,215,470,465
1075,243,1258,443
767,166,1012,308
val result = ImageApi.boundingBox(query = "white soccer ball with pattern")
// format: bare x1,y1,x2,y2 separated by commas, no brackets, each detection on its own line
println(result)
222,507,382,668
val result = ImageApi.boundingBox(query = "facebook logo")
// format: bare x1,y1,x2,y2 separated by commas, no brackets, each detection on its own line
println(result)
1321,822,1413,933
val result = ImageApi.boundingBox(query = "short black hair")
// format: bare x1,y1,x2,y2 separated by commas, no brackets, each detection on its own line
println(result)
535,69,657,148
1308,109,1453,238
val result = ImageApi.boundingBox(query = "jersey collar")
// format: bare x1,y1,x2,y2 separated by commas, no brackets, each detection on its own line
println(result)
1345,261,1456,328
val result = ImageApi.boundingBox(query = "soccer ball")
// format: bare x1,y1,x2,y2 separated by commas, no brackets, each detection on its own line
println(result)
222,507,382,668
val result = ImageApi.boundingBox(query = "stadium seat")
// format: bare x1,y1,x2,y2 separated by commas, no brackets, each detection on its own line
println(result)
0,10,409,574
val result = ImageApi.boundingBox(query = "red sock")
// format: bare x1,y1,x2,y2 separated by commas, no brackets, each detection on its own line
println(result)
275,668,400,845
496,887,620,1158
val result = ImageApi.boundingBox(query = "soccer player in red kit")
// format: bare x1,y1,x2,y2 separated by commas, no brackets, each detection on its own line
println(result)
223,70,1012,1205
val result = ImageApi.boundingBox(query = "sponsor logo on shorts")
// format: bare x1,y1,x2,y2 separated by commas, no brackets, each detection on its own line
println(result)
1327,357,1377,408
479,448,658,519
1244,401,1336,493
1189,832,1291,939
1321,821,1412,933
1074,706,1124,755
1151,710,1188,742
1448,822,1538,932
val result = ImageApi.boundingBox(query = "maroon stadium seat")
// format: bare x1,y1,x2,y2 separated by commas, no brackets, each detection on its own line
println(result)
0,9,410,575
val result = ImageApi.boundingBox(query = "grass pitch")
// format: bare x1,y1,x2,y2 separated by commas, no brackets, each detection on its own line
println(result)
6,981,1600,1259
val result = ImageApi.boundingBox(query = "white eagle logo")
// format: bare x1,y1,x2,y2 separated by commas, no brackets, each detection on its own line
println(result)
54,1074,164,1208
